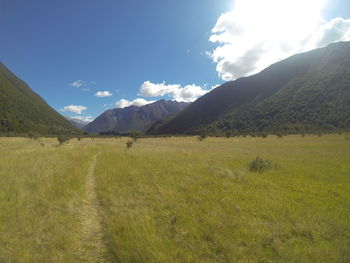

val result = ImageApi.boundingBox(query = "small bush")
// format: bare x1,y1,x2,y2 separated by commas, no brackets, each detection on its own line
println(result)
276,132,284,138
248,157,279,173
197,133,207,141
28,132,40,140
130,131,142,141
260,133,268,138
57,135,70,145
126,140,133,149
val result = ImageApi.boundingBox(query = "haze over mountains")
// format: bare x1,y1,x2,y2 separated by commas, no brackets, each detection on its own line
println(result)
84,100,189,134
149,42,350,135
0,63,79,135
65,116,91,129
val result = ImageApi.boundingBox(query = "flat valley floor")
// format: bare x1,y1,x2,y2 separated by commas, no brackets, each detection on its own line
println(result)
0,135,349,262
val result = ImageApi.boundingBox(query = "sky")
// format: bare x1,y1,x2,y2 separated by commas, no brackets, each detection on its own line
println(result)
1,0,350,122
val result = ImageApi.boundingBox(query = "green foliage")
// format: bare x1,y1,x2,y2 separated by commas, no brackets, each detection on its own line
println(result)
57,135,70,145
197,132,207,141
126,140,133,149
0,63,80,136
129,131,142,141
28,131,40,140
150,42,350,136
248,157,279,173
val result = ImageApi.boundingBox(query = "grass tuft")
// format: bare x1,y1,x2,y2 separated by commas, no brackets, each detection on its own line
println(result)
248,156,279,173
126,140,133,149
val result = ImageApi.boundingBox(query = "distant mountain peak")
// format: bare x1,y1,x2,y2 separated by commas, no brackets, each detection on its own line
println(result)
84,99,189,134
65,116,92,129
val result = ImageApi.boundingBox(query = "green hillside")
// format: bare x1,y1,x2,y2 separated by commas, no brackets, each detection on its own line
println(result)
0,63,80,136
149,42,350,135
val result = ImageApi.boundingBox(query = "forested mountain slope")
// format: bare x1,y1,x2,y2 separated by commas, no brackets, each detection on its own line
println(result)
149,42,350,135
0,63,80,135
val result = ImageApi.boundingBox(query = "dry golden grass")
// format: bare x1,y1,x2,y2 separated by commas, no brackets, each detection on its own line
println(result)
0,135,349,262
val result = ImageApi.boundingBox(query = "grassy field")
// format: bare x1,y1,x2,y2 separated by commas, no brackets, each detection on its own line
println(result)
0,135,349,262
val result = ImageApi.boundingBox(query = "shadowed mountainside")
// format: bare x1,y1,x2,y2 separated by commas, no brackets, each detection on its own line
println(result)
149,42,350,135
0,63,80,135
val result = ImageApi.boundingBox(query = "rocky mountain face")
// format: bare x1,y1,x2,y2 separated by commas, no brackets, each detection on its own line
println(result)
84,99,189,134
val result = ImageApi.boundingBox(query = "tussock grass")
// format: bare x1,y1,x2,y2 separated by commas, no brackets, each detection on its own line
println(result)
248,157,279,173
94,135,350,262
0,138,100,262
0,135,350,262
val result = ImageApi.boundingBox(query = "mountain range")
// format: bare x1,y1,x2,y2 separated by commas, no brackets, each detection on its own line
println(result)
83,100,189,134
65,116,92,129
1,42,350,137
149,41,350,135
0,63,79,135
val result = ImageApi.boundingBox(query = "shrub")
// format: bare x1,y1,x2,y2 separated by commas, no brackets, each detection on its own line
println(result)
129,131,142,141
28,132,40,140
126,140,133,149
260,133,268,138
197,133,207,141
248,157,278,173
276,132,284,138
57,135,70,145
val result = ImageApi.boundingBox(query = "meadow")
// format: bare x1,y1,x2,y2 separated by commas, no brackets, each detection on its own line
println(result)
0,135,349,262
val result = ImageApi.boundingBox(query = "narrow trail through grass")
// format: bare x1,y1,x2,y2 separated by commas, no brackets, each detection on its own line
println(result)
80,154,109,263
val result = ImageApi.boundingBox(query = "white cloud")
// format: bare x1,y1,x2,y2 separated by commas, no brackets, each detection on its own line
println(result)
70,80,84,88
173,84,208,102
61,105,87,114
304,17,350,51
67,115,93,122
140,81,181,97
209,0,350,81
115,98,155,108
94,91,113,98
140,81,213,102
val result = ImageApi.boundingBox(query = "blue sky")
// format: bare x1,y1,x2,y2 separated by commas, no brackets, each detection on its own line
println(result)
1,0,350,121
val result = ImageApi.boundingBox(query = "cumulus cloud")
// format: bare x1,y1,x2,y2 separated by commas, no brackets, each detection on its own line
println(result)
70,80,84,88
61,105,87,114
140,81,181,97
115,98,155,108
140,81,211,102
209,0,350,81
304,17,350,50
94,91,113,98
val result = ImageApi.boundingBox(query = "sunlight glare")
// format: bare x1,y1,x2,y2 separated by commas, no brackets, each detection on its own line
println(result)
231,0,326,42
